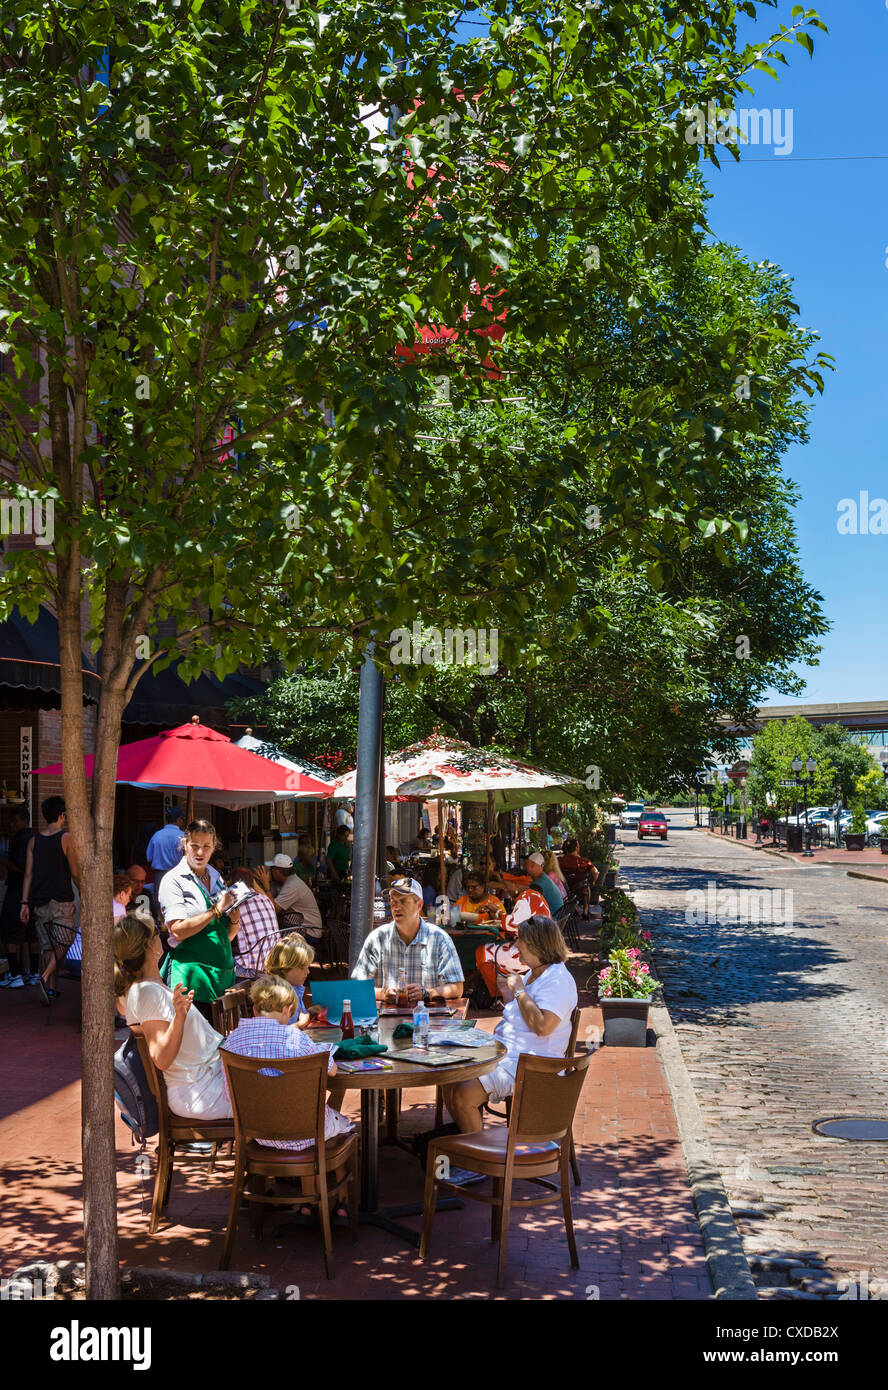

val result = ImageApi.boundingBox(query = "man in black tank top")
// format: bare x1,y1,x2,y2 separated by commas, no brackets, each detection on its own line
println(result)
20,796,80,1005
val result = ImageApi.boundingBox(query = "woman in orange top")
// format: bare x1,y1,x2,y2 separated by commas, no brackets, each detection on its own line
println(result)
455,872,507,928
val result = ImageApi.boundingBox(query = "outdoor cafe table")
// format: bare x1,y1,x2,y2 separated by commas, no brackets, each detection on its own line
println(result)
313,1015,506,1245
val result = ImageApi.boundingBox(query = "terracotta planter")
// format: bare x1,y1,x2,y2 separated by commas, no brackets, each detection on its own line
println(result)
600,995,651,1047
844,833,865,851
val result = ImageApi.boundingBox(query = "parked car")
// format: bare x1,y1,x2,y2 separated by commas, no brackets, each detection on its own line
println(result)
637,811,668,841
620,802,646,829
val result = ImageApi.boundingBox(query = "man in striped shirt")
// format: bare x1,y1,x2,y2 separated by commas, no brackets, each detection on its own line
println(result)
221,976,353,1152
352,876,463,1005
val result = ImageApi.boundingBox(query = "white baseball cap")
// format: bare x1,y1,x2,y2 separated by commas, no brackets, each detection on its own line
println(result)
525,852,545,867
265,853,294,869
389,877,423,900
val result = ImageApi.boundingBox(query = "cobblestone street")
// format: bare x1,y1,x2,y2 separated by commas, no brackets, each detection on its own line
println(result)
621,814,888,1300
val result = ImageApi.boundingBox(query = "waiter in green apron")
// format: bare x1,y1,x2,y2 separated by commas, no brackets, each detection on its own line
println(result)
157,818,240,1020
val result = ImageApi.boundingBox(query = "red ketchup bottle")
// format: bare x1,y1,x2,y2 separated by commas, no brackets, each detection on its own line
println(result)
340,998,355,1040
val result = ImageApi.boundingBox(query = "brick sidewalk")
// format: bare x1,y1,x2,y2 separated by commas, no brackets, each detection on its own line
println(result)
705,825,888,878
0,973,711,1301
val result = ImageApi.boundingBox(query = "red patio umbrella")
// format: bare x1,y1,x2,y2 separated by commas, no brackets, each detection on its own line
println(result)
33,716,333,817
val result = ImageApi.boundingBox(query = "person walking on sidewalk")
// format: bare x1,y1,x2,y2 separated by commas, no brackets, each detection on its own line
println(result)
19,796,80,1005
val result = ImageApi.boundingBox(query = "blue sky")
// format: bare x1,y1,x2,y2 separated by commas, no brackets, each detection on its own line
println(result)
455,4,884,704
701,1,888,704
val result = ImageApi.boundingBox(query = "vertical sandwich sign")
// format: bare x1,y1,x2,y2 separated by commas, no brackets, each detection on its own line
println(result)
20,726,33,822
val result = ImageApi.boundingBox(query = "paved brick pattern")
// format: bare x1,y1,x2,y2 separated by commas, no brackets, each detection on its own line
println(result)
0,970,710,1300
622,815,888,1300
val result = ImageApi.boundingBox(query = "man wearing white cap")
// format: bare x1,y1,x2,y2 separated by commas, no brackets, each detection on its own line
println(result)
524,852,563,915
352,876,463,1005
264,853,323,939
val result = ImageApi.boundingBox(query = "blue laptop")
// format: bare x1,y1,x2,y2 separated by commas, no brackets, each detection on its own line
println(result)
310,978,378,1025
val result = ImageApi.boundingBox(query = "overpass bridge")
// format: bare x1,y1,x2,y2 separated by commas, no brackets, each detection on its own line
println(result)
719,701,888,755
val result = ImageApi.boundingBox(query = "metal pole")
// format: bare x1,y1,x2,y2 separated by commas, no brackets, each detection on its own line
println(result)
349,648,384,972
376,685,388,888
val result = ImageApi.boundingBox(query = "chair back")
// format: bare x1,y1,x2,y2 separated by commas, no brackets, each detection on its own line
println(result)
565,1005,582,1059
509,1051,592,1146
278,908,305,934
237,930,283,981
220,1049,327,1148
135,1032,172,1131
211,988,250,1037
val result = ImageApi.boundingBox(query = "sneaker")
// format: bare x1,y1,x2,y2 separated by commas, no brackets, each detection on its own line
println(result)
0,974,24,988
26,973,42,985
178,1142,215,1154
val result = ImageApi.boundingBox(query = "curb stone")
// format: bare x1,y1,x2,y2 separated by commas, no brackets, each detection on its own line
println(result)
648,997,758,1301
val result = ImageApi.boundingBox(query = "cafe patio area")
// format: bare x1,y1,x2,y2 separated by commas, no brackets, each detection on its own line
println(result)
0,937,711,1302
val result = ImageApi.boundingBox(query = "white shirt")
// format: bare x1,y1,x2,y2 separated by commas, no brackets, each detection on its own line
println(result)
334,808,354,830
494,962,577,1062
125,979,223,1095
273,872,323,932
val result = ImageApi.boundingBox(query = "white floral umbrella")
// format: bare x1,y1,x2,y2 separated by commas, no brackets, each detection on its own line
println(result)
333,734,584,810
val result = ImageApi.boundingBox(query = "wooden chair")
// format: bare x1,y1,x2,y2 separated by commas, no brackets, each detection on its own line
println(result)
219,1049,359,1278
481,1008,584,1189
211,987,249,1036
420,1050,593,1286
134,1035,235,1234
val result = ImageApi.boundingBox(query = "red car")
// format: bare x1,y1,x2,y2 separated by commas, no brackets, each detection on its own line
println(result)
637,811,668,841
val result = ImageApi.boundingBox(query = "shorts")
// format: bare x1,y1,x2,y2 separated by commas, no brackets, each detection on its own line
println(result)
32,900,77,953
479,1056,519,1103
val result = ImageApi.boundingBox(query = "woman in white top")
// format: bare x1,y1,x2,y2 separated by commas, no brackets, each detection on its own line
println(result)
114,909,232,1121
441,915,578,1132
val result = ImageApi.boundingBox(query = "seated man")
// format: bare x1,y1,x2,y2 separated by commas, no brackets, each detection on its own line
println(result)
523,851,563,915
352,876,463,1005
558,838,592,891
264,854,323,943
231,867,281,979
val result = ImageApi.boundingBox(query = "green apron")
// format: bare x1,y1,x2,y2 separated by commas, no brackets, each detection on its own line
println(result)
167,875,236,1004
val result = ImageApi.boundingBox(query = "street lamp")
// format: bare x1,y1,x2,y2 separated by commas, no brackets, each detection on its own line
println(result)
791,755,817,857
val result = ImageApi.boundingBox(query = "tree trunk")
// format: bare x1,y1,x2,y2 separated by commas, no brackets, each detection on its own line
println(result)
58,582,126,1300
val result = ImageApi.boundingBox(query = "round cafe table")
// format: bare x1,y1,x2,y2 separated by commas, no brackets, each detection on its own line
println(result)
313,1015,507,1245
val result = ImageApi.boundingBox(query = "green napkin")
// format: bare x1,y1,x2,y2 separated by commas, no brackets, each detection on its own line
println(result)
334,1039,389,1060
392,1022,414,1040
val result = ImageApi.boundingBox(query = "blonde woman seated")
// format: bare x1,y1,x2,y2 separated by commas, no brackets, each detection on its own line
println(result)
114,909,231,1121
264,933,324,1028
440,915,577,1134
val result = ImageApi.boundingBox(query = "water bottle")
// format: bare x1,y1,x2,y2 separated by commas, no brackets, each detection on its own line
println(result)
412,996,430,1050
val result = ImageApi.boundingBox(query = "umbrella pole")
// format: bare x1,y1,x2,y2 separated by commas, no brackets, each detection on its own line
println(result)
185,786,194,825
350,649,384,972
486,790,495,890
313,801,319,870
437,797,446,898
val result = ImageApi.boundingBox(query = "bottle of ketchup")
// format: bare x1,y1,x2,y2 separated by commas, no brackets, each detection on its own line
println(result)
339,999,355,1040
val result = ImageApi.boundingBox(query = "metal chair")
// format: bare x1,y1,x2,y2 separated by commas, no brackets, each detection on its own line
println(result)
42,920,79,1026
134,1035,235,1234
219,1049,359,1277
420,1049,593,1286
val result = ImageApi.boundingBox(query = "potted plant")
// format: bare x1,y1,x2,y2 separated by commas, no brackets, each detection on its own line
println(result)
844,801,867,851
597,947,660,1047
879,822,888,856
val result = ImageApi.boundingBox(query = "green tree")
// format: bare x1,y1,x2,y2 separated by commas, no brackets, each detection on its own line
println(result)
0,0,827,1297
